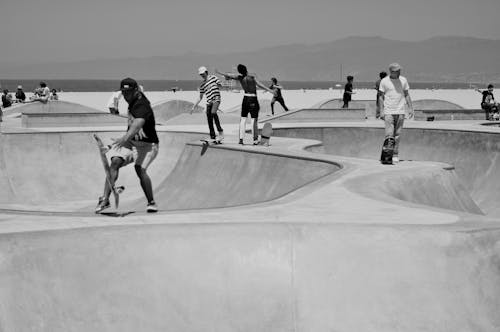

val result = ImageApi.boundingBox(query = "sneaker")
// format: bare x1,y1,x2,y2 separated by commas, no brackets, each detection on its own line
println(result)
253,140,260,145
217,132,224,142
147,201,158,213
392,156,399,164
239,139,244,145
95,196,110,213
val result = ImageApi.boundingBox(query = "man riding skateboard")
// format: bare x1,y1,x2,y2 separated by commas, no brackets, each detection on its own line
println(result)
191,66,224,143
95,77,159,213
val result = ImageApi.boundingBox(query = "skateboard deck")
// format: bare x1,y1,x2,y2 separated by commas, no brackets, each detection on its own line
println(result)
380,137,395,165
93,134,124,209
260,123,273,146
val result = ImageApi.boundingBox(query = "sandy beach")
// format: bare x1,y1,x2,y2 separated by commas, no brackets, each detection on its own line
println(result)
55,88,483,115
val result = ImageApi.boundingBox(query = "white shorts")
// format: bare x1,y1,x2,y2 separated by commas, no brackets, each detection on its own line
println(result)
108,141,159,169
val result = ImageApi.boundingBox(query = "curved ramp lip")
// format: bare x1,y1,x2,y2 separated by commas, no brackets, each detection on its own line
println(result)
0,136,344,217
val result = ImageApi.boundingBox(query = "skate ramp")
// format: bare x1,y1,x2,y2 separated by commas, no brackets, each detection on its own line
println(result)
1,222,499,331
315,99,464,119
274,126,500,216
152,99,204,124
0,131,339,213
3,100,102,117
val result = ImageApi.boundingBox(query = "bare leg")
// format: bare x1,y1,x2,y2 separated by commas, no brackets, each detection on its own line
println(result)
102,157,125,200
135,165,154,203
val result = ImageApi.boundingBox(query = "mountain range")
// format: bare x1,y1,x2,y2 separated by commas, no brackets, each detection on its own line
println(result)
1,36,499,82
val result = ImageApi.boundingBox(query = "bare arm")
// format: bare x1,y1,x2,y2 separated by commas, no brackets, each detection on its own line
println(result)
191,92,204,114
215,69,239,80
113,118,146,148
256,79,274,94
378,91,385,119
404,90,414,119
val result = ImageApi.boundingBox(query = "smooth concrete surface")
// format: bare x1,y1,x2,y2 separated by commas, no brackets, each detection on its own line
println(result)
414,108,486,121
273,123,500,216
260,108,366,123
317,99,465,119
21,112,127,128
152,99,204,124
4,100,102,116
0,99,500,331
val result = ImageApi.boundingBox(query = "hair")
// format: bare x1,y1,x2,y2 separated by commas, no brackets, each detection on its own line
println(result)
347,75,354,81
40,82,47,88
488,84,494,89
2,89,8,94
271,77,277,84
379,71,388,79
51,89,57,93
237,64,248,76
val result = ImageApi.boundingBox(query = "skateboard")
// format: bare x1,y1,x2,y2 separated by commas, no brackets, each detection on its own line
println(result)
380,137,395,165
93,134,124,209
200,138,222,145
260,122,273,146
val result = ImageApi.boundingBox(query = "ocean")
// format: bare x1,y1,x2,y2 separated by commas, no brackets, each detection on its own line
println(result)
0,79,481,92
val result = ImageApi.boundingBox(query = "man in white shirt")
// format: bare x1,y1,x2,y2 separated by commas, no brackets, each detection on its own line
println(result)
107,85,144,115
378,63,414,163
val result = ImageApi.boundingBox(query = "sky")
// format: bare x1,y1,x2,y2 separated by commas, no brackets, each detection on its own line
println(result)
0,0,499,66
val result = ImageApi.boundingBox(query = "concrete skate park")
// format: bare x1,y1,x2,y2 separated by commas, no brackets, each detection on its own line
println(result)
1,94,499,332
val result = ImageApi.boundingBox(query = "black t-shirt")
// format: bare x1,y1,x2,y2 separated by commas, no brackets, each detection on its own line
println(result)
2,95,12,108
482,91,494,105
16,91,26,101
269,84,282,98
127,93,159,143
344,82,353,93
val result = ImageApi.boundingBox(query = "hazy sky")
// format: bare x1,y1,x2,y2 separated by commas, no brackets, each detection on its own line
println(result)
1,0,499,65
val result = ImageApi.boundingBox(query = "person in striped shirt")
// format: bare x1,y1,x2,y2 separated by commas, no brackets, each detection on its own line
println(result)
192,66,224,143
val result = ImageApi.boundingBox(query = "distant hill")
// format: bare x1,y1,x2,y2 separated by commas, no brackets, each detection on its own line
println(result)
1,36,499,82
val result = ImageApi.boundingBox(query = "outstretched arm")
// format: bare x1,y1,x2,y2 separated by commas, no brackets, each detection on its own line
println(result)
256,79,274,94
215,69,239,80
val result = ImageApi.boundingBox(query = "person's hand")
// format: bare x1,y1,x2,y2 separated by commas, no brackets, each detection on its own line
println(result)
190,106,195,115
111,136,128,149
407,109,415,120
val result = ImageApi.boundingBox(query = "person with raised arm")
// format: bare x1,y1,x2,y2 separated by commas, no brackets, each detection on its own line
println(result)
216,64,273,145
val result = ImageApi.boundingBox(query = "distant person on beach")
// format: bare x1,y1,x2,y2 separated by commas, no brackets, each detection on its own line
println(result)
107,85,144,115
269,77,289,115
30,82,50,103
378,63,414,164
342,75,355,108
2,90,13,108
476,84,498,120
50,89,59,101
217,64,274,145
15,85,26,103
375,71,388,118
95,78,159,213
191,66,224,143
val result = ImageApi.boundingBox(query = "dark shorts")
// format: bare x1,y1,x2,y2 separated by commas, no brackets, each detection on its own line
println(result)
343,93,351,103
241,96,260,118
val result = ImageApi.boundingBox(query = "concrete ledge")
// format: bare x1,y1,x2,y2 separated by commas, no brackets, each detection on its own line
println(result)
260,108,366,123
414,109,485,121
21,112,127,128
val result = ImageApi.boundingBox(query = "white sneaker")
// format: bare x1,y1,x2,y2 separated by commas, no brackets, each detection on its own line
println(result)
147,201,158,213
392,156,399,163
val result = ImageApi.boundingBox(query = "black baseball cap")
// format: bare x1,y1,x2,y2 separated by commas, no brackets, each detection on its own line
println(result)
120,77,138,91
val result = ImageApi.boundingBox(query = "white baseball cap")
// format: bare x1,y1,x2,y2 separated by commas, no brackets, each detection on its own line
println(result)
198,66,208,74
